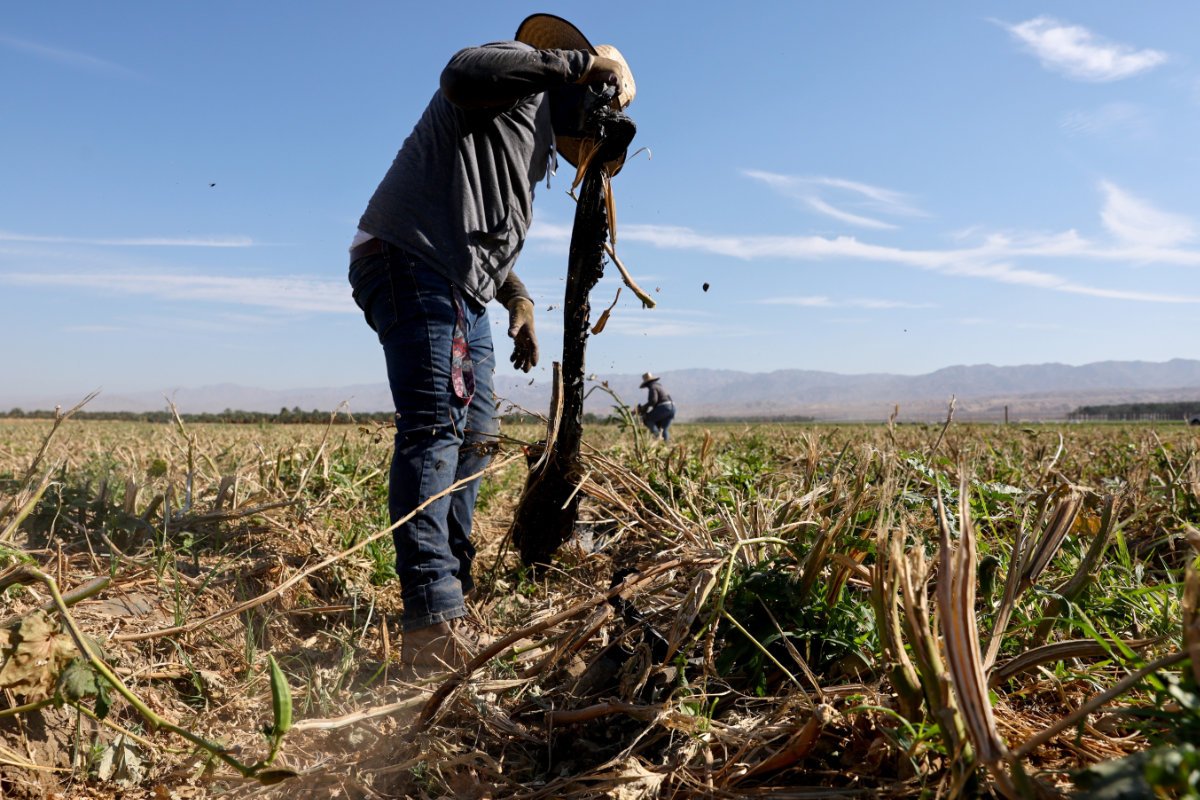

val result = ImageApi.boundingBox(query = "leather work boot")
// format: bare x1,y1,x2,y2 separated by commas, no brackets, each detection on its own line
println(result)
453,615,497,652
400,621,470,682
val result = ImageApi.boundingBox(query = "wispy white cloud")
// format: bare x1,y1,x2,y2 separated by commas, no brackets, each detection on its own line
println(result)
527,220,573,242
0,231,255,247
803,197,897,231
744,171,926,230
127,314,275,335
602,318,715,338
525,219,574,256
0,271,356,314
620,209,1200,304
514,307,727,340
9,182,1196,315
595,308,746,338
133,310,299,334
998,16,1168,82
1061,103,1151,138
1098,181,1194,248
760,296,936,310
0,34,140,78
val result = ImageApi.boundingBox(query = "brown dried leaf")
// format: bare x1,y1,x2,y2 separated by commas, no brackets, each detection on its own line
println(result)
592,758,665,800
0,610,79,700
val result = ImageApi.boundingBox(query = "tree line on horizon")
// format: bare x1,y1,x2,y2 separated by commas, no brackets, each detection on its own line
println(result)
5,404,1196,425
1,407,394,424
0,407,626,426
1068,400,1200,422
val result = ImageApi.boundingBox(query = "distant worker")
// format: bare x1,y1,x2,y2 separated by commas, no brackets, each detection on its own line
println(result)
637,372,675,440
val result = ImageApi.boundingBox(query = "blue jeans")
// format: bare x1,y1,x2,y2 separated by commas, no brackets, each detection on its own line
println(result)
348,245,497,631
644,403,675,440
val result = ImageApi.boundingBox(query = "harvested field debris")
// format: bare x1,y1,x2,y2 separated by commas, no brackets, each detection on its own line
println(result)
1,408,1199,798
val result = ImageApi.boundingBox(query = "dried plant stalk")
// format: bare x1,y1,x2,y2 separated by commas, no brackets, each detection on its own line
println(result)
603,242,656,309
872,525,923,721
990,637,1161,687
984,504,1031,670
898,544,967,759
1185,560,1200,688
1031,493,1120,646
662,566,719,664
737,708,826,781
936,478,1010,769
1020,486,1084,591
984,486,1084,670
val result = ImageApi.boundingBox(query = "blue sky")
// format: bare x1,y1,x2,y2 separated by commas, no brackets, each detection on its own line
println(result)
3,2,1199,401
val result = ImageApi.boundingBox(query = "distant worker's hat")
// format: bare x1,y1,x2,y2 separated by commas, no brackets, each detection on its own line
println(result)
515,13,636,168
640,372,658,388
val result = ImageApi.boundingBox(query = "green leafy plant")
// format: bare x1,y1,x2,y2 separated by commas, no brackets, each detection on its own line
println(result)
717,558,876,694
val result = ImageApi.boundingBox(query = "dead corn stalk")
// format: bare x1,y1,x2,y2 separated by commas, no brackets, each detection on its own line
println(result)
1185,559,1200,688
984,485,1085,669
1019,485,1085,592
872,524,923,721
410,556,720,735
989,637,1162,687
897,542,969,767
1030,493,1121,646
936,479,1019,796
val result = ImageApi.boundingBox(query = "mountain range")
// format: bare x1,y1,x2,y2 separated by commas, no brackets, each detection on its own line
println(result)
6,358,1200,422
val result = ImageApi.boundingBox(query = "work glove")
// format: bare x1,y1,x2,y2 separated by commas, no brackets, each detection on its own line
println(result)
576,53,623,95
507,298,538,373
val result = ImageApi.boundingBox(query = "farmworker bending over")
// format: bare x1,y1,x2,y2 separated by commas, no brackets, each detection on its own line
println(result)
638,372,675,441
347,14,635,680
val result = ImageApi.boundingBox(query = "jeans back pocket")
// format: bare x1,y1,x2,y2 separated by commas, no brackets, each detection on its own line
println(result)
349,254,399,341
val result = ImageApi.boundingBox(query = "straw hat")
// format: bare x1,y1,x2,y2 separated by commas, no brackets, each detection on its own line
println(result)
640,372,658,388
515,13,635,168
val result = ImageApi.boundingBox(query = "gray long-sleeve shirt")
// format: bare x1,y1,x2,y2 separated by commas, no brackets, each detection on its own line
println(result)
358,41,591,307
643,380,672,409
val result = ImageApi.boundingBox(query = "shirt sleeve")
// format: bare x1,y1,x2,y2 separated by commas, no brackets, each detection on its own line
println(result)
494,269,532,307
440,42,592,110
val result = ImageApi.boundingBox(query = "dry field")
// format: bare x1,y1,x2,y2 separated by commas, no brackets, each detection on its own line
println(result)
1,410,1198,798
